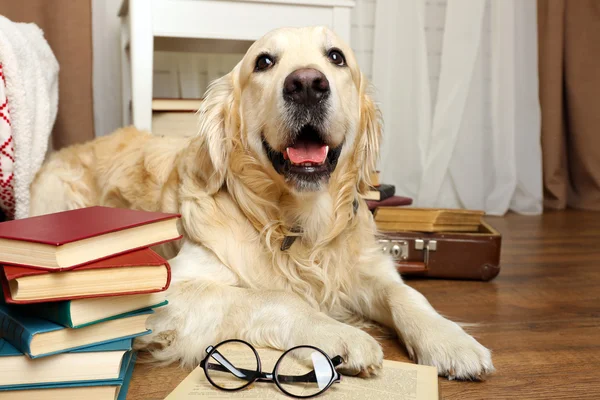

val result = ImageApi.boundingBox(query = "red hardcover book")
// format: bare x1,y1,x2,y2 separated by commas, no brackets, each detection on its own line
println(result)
1,248,171,304
366,196,413,211
0,206,181,270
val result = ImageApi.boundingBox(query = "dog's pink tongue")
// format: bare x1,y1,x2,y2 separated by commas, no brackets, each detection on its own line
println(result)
287,142,328,164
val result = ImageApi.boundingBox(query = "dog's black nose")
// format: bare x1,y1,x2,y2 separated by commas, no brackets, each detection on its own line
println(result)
283,68,330,106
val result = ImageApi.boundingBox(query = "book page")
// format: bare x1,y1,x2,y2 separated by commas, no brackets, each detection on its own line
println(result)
165,347,438,400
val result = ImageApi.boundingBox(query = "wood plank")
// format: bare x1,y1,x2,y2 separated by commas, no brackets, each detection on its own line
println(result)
126,210,600,399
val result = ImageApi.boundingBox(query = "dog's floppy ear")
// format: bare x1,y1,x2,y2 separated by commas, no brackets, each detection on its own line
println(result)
355,73,382,193
195,71,239,194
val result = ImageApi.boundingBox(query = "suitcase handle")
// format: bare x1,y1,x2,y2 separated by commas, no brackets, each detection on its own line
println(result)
395,261,427,273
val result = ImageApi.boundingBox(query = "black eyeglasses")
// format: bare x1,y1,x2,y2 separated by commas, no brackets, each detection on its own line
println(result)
199,339,344,398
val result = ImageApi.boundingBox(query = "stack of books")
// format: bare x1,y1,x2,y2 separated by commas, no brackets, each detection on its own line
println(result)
0,206,182,399
152,98,203,137
361,172,485,233
362,171,413,211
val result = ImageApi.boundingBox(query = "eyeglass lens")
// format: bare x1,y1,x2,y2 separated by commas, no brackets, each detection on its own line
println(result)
276,347,335,397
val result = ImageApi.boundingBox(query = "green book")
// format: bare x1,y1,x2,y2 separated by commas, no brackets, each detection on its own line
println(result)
16,292,167,328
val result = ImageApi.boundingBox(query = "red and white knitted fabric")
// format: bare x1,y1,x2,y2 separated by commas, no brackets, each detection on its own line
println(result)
0,63,15,219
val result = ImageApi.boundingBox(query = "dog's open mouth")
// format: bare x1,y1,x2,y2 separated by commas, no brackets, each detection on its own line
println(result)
263,125,342,189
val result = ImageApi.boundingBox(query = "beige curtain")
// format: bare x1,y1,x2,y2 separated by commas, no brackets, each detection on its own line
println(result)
0,0,94,150
538,0,600,211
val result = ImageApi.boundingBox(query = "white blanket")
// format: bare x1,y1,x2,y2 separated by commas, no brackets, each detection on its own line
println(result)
0,16,58,220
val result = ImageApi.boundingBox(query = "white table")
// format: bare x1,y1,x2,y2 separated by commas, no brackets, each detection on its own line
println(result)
119,0,356,131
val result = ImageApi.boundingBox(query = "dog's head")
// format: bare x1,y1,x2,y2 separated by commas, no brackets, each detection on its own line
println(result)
196,26,380,195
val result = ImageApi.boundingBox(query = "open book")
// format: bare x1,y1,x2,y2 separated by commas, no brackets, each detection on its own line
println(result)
165,347,439,399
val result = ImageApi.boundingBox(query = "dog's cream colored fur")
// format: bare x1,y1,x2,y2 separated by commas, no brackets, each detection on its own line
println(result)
29,26,493,379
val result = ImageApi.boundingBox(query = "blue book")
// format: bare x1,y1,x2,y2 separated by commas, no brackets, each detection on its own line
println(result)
1,338,134,388
117,350,137,400
0,350,138,400
0,302,152,358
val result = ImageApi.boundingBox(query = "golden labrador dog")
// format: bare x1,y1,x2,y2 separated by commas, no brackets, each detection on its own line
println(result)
29,26,493,380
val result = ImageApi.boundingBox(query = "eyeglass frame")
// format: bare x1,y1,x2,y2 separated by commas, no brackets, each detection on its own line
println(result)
199,339,344,398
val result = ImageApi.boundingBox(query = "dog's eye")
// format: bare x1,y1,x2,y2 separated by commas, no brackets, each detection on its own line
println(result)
255,54,275,72
327,49,346,66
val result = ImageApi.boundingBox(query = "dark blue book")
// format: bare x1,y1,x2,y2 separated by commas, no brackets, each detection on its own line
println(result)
0,349,137,400
0,302,152,358
1,338,133,389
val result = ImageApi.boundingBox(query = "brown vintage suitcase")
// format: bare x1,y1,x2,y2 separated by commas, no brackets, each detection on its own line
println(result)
378,221,501,281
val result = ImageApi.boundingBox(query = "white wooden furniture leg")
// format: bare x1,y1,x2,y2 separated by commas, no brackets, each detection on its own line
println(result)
120,13,132,127
128,0,154,131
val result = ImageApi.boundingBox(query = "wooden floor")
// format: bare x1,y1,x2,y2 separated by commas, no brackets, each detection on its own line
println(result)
127,210,600,399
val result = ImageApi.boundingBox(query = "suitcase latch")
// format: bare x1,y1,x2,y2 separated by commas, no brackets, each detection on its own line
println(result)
415,239,437,266
379,239,408,260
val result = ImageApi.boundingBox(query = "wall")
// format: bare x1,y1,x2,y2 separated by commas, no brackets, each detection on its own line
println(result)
352,0,376,81
92,0,377,136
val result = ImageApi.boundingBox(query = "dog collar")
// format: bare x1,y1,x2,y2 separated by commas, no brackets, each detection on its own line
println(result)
280,198,360,251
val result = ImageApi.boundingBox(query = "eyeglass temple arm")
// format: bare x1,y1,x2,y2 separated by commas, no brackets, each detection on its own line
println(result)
203,362,342,385
201,350,344,384
201,347,258,380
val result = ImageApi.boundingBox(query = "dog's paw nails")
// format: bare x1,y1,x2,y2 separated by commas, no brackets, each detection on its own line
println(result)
405,344,416,361
355,364,381,378
367,365,379,375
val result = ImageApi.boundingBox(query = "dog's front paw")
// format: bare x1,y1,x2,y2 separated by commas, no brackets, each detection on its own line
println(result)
405,318,494,380
305,323,383,377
